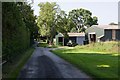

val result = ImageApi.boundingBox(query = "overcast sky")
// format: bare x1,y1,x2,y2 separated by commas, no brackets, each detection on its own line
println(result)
31,0,119,25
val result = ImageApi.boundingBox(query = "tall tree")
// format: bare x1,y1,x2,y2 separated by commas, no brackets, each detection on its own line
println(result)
37,2,59,44
68,8,98,32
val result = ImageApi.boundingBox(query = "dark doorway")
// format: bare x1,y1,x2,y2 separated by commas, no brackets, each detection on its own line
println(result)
58,37,64,46
69,37,76,43
90,34,96,42
58,37,63,42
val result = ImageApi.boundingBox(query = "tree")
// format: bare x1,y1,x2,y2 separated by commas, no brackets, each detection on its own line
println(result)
37,2,58,44
55,10,70,38
17,2,39,44
2,2,38,62
68,8,98,32
70,27,77,33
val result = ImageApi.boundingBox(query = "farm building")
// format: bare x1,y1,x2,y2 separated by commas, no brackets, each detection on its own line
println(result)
55,33,85,46
86,25,120,43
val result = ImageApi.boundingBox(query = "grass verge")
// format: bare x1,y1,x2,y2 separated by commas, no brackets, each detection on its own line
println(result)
2,47,35,79
51,41,119,79
38,42,58,48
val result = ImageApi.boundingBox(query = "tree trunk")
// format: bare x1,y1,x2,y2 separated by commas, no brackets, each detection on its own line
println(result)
47,37,49,44
49,36,53,45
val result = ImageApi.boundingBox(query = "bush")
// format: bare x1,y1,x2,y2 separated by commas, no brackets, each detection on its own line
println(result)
59,42,63,46
2,3,32,62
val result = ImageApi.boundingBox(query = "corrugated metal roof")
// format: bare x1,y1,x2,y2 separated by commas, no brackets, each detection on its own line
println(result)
68,33,85,37
92,25,119,29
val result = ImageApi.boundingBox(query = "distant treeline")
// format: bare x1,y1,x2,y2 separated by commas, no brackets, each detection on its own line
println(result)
2,2,39,62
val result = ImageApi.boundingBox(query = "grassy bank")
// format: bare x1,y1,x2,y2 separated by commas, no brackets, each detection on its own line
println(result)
2,47,35,79
52,41,119,79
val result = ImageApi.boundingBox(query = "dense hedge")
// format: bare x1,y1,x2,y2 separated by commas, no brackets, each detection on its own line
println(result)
2,2,37,62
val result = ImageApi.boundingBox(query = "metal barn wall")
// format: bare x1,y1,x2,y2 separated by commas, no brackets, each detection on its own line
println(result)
116,29,120,40
86,26,104,42
76,36,85,45
100,29,112,41
100,29,120,41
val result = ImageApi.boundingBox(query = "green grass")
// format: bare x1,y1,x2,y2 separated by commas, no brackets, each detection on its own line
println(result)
51,41,119,79
38,42,58,48
38,42,49,47
74,41,119,53
2,47,35,79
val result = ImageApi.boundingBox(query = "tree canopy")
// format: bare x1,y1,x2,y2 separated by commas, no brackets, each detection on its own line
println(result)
37,2,59,43
68,8,98,32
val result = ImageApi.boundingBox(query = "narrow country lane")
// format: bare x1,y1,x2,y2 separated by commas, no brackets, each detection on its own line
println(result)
18,47,92,79
18,47,63,79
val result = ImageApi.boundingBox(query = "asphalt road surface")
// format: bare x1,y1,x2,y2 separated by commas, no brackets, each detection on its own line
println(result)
18,47,92,79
